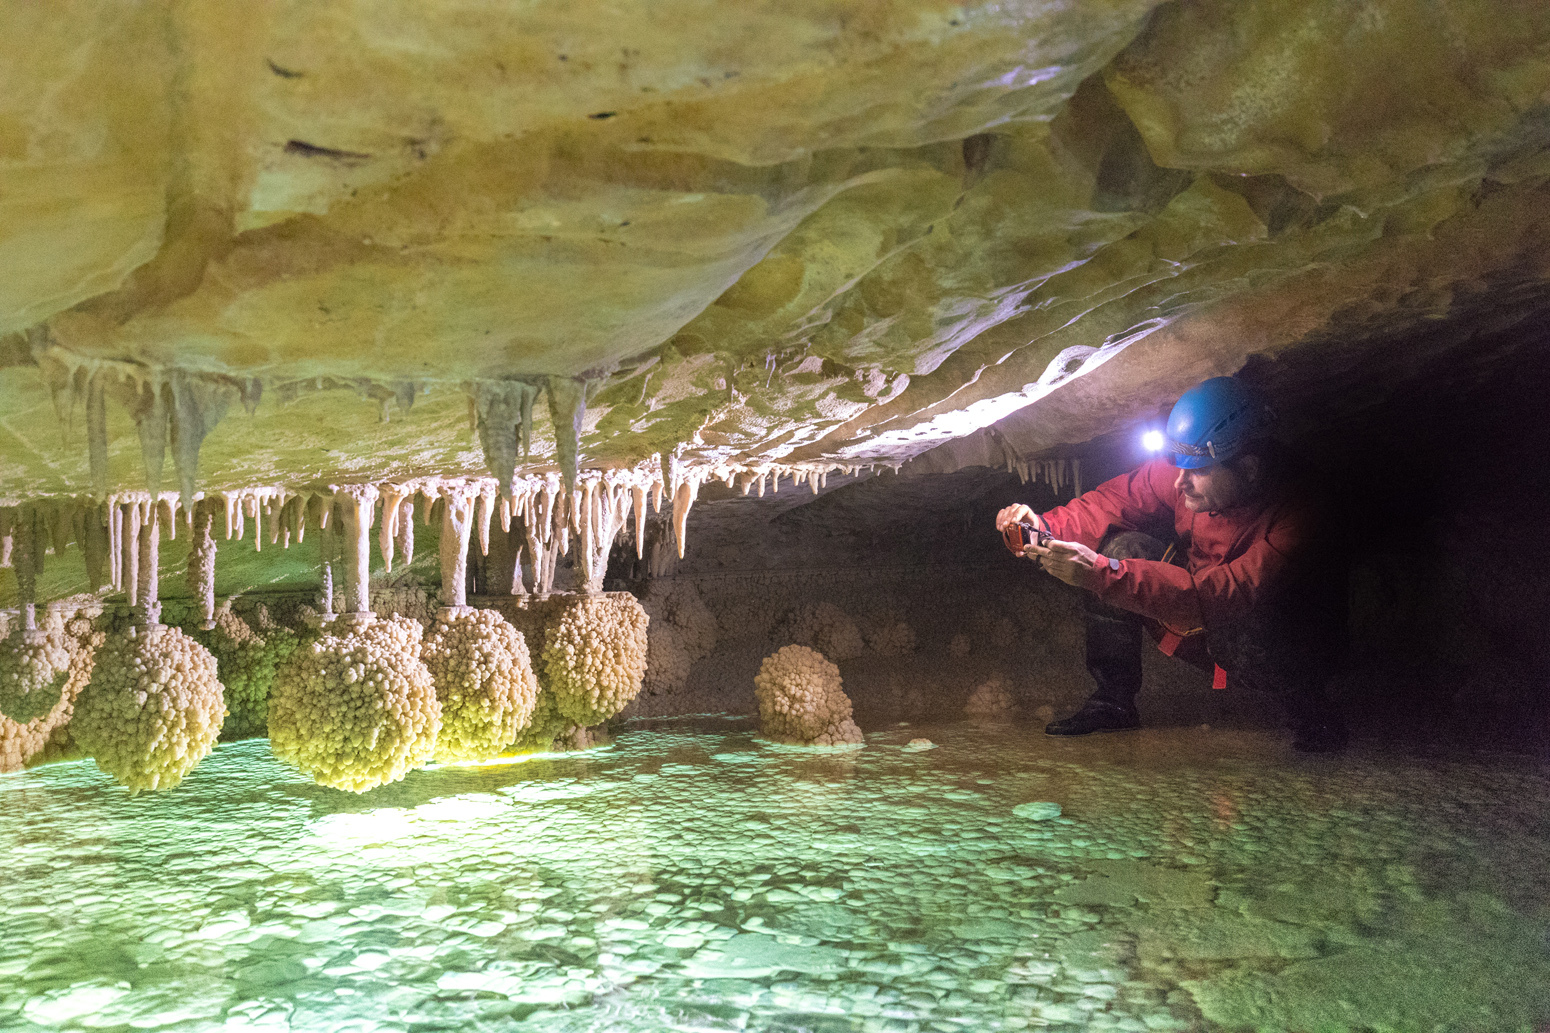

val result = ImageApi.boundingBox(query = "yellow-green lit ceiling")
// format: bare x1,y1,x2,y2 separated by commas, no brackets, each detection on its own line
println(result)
3,0,1549,498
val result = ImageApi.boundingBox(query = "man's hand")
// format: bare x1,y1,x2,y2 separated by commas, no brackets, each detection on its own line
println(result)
995,504,1042,534
1026,538,1104,588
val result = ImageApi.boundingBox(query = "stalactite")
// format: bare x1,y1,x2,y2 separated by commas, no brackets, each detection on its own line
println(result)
334,485,379,615
87,372,109,498
395,498,415,568
135,381,168,500
186,498,217,629
631,484,648,560
318,501,338,617
281,495,300,548
472,380,542,498
122,501,141,608
136,503,161,626
246,494,262,553
83,505,108,591
378,484,409,572
577,477,632,594
546,376,588,491
157,497,176,541
476,487,495,557
265,494,282,548
44,500,71,557
438,486,478,609
109,499,123,591
13,506,43,632
169,371,231,511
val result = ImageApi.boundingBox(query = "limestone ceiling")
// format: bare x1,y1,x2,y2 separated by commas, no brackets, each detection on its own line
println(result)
3,0,1549,499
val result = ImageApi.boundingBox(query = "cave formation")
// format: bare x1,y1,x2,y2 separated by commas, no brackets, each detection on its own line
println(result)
2,2,1550,1029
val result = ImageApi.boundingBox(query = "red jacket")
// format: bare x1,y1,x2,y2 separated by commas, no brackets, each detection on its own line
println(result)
1038,458,1315,634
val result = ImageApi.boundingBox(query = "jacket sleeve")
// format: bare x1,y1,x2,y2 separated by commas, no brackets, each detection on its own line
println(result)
1038,459,1177,548
1083,502,1311,629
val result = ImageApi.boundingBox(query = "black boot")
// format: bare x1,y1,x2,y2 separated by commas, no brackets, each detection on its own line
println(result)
1046,698,1141,736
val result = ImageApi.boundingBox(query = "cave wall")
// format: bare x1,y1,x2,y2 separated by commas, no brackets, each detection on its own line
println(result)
624,316,1550,749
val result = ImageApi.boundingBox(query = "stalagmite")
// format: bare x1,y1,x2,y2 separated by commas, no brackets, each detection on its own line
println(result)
334,485,379,615
545,376,588,491
185,499,217,629
438,485,478,609
169,371,231,510
136,503,161,626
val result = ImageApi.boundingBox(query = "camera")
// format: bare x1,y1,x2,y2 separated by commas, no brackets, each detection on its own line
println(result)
1002,520,1052,556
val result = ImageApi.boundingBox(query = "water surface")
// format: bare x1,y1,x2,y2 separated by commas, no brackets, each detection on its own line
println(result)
3,720,1548,1032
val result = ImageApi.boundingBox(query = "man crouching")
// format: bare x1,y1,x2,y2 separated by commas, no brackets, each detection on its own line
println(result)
996,377,1348,753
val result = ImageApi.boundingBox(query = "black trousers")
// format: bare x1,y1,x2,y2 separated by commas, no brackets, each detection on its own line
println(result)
1084,531,1343,722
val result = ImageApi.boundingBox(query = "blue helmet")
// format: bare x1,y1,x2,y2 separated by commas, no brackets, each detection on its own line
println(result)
1165,377,1273,468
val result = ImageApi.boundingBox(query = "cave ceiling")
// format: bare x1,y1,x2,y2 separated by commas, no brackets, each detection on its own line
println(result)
2,0,1549,501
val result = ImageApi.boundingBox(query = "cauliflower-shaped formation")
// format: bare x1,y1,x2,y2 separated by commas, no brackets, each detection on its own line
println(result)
268,615,441,792
71,624,225,794
31,614,108,767
541,594,649,727
973,608,1020,650
813,603,864,662
199,606,301,740
0,629,72,725
0,627,81,773
369,585,436,628
776,603,864,662
754,645,863,746
507,690,570,753
423,608,539,763
642,582,718,696
965,673,1016,716
865,611,917,657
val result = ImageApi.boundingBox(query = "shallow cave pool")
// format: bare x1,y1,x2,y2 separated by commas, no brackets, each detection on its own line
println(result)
3,720,1550,1033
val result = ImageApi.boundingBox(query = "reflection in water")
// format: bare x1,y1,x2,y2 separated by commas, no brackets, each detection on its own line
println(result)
2,721,1548,1032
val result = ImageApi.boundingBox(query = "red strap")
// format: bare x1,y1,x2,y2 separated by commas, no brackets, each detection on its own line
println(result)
1212,665,1228,690
1157,631,1182,657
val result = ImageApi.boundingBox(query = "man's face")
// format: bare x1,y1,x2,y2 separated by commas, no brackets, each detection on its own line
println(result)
1173,460,1253,513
